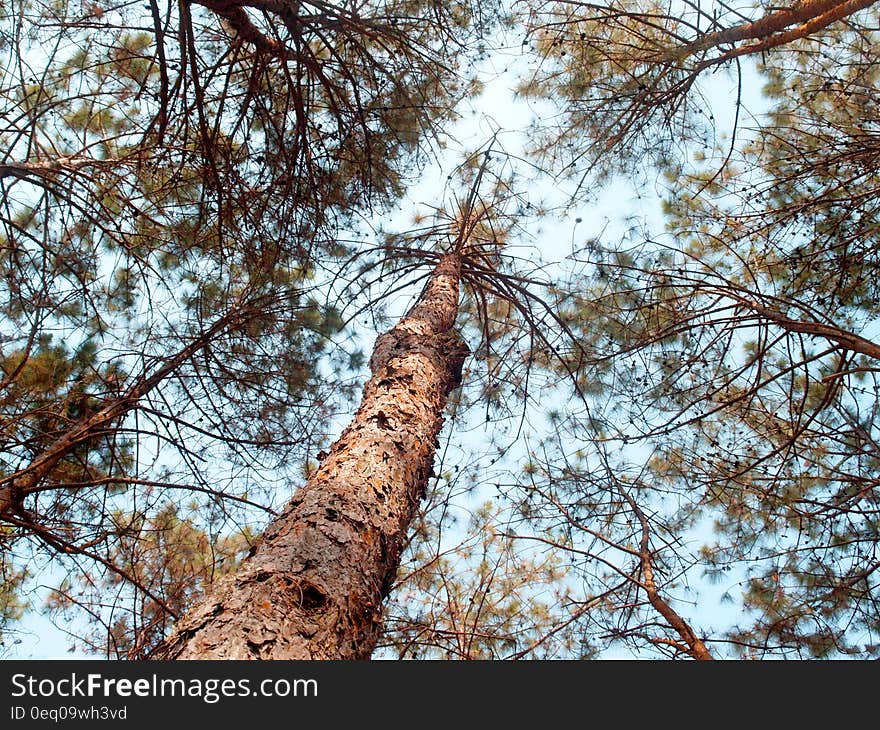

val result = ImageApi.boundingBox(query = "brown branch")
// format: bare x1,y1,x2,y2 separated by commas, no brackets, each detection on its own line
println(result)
724,292,880,361
192,0,291,57
617,482,714,660
697,0,877,66
4,511,179,619
699,0,869,48
0,157,118,181
29,476,276,514
0,304,256,515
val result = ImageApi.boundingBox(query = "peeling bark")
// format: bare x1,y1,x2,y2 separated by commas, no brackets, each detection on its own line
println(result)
701,0,869,48
153,254,469,659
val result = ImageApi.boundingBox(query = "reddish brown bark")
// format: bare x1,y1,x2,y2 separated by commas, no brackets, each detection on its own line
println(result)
153,253,468,659
707,0,867,46
193,0,290,57
690,0,876,64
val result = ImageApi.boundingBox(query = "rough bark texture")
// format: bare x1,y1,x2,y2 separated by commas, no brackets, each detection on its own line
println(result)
153,254,468,659
707,0,867,47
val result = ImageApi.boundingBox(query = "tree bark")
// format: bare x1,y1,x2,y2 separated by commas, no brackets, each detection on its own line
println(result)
153,253,469,659
701,0,871,48
740,299,880,362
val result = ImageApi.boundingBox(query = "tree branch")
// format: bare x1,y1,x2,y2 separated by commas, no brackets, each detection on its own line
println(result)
617,482,714,660
0,304,258,515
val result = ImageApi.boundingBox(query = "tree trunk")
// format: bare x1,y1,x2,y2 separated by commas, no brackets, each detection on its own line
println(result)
153,253,469,659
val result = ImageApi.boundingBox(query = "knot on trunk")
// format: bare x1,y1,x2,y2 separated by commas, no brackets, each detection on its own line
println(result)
369,331,400,374
435,331,469,392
